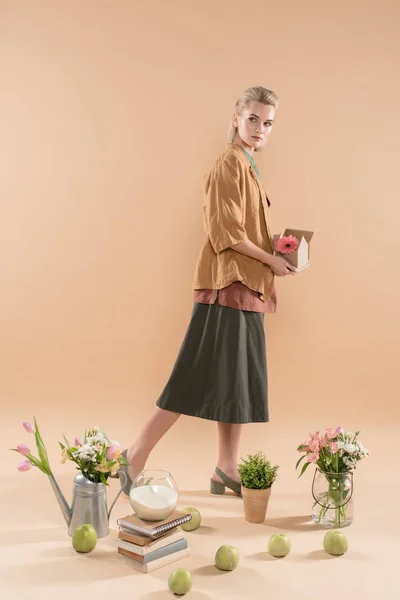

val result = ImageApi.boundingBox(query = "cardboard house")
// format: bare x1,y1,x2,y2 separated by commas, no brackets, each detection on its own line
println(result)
274,228,314,272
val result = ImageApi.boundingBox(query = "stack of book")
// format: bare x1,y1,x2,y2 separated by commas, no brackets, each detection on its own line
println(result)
115,510,192,573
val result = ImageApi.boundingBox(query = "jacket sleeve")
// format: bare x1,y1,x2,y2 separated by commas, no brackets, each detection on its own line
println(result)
203,155,247,254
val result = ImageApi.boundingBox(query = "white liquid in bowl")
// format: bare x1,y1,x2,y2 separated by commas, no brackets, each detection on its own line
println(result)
129,484,178,521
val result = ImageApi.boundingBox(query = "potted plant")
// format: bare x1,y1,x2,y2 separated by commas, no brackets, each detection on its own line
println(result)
238,451,279,523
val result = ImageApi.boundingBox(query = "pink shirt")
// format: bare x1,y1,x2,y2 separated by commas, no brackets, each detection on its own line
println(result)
193,281,277,313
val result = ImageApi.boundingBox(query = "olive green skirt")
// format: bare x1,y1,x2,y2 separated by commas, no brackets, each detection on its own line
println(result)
156,295,269,424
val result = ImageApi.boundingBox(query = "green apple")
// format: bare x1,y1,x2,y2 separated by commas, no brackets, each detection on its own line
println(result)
168,568,192,595
268,533,291,557
181,507,201,531
323,530,348,555
72,524,97,553
215,544,239,571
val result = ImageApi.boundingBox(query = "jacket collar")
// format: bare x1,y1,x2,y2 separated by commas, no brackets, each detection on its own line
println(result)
225,142,250,162
226,143,271,208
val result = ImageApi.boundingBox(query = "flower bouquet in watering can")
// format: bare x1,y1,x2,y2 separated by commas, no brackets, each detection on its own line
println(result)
296,427,369,527
10,418,130,538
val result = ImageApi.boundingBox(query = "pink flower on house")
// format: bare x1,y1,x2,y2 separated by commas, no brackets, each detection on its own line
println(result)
17,459,32,472
275,235,299,254
17,444,31,456
23,421,34,433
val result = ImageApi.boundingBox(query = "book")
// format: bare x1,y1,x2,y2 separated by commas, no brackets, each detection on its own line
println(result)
117,510,192,539
118,547,191,573
117,527,186,554
117,538,188,564
116,529,156,547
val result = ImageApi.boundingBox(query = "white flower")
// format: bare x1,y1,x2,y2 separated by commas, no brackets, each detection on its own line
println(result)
73,443,97,461
356,442,369,456
344,444,357,454
336,441,345,449
94,432,108,445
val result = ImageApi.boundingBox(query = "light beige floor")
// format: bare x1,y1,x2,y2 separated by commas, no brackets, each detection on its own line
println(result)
1,419,398,600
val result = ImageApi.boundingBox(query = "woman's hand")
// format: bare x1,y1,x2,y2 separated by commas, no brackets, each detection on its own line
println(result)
267,255,297,277
229,239,297,276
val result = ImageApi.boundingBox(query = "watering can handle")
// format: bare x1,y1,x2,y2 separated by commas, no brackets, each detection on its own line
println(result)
108,471,128,519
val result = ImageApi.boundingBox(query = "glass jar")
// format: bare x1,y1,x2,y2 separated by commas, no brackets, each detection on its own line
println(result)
311,468,354,528
129,469,179,521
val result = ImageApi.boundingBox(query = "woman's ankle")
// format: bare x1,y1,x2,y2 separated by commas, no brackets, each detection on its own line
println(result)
214,464,240,482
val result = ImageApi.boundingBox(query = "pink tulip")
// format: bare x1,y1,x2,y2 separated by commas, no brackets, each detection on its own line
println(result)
335,426,344,435
22,421,34,433
106,444,118,460
17,459,32,472
74,436,83,446
17,444,31,456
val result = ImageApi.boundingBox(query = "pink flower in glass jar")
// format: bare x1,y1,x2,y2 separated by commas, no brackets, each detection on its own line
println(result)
325,428,337,440
308,452,320,463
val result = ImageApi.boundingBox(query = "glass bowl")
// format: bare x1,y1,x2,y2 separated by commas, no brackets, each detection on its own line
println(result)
129,469,179,521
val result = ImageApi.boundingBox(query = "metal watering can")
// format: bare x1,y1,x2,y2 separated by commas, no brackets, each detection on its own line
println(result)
48,471,128,538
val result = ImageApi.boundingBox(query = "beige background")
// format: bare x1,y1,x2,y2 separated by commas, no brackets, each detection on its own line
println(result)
1,1,399,599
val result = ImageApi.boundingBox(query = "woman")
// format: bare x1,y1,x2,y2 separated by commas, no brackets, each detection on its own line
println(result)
119,86,295,497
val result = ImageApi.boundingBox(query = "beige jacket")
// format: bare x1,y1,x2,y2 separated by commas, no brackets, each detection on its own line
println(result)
192,143,275,301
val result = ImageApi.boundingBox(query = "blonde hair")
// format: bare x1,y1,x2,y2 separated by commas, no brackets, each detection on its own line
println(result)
227,86,279,152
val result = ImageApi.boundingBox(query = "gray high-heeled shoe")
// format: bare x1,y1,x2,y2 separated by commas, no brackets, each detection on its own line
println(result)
117,449,132,496
210,466,242,496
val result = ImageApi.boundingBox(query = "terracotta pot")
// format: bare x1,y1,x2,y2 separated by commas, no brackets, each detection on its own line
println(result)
241,485,272,523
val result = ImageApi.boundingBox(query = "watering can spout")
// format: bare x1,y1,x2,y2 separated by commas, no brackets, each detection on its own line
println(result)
48,473,72,526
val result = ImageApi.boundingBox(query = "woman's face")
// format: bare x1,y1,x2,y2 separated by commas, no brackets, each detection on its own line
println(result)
233,101,276,151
